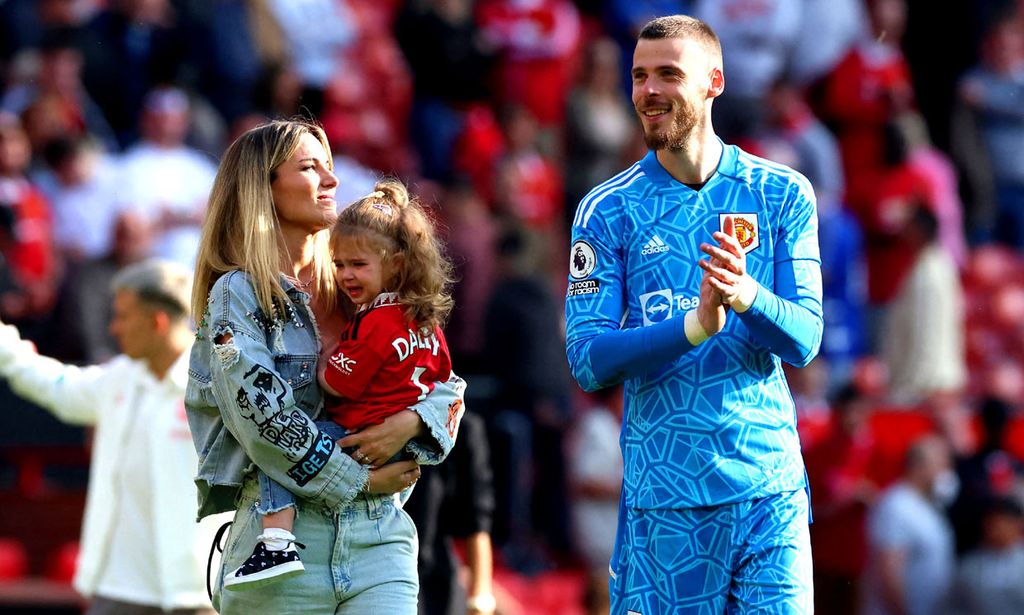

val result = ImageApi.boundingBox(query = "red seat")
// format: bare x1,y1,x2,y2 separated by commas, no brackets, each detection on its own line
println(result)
45,541,78,585
0,538,28,580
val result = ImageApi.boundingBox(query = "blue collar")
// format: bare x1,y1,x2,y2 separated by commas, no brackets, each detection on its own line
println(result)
638,138,737,191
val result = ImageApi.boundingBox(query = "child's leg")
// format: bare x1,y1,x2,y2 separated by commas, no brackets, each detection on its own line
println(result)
262,507,295,531
257,471,299,546
224,471,305,590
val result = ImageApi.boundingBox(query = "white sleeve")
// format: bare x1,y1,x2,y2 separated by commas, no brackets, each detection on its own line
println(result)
0,324,106,426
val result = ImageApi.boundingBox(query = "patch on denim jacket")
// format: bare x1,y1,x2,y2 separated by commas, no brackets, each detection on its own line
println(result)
238,364,288,417
446,399,463,437
287,430,336,486
236,364,312,460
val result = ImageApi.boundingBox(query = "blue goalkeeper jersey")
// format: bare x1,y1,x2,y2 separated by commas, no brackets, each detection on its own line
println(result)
565,144,823,510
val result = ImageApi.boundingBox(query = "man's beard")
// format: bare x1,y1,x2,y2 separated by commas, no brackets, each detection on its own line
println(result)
642,102,699,151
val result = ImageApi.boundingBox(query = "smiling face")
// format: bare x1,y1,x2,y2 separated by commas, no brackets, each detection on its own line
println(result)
271,132,339,234
631,37,720,151
332,234,397,306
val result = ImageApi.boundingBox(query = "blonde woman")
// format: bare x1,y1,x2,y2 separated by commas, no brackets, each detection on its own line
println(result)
186,119,465,614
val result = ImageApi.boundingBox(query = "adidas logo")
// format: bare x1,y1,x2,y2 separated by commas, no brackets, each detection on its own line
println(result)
641,235,670,255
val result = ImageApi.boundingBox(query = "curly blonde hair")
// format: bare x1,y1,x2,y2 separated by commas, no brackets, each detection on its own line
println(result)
332,179,454,330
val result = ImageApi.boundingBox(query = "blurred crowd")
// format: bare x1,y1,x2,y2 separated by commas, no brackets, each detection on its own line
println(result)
2,0,1024,613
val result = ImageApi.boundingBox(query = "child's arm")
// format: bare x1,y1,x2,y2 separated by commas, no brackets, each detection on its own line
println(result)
317,360,342,398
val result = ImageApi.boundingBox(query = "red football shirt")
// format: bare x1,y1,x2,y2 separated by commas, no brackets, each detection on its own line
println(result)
323,293,452,431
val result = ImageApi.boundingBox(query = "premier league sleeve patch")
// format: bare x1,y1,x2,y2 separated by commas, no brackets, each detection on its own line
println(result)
569,240,597,279
568,240,601,297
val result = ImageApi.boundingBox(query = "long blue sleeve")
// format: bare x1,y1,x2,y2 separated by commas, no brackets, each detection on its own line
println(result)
583,313,695,390
738,259,823,367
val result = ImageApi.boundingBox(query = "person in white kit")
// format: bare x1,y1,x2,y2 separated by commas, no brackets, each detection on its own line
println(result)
0,259,222,615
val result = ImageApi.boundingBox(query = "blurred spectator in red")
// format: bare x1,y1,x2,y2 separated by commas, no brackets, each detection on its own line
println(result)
115,87,216,269
493,105,564,278
493,105,562,230
950,397,1024,554
947,495,1024,615
693,0,803,143
816,0,915,212
860,434,956,615
0,113,58,327
805,383,880,615
879,204,966,405
564,37,635,229
2,28,117,155
395,0,496,182
568,384,623,610
452,106,505,204
438,179,498,368
953,14,1024,247
477,0,582,128
850,118,932,347
898,111,968,269
323,28,415,176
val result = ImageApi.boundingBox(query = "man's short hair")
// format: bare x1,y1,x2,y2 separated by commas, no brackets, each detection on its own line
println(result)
111,259,193,321
638,15,722,61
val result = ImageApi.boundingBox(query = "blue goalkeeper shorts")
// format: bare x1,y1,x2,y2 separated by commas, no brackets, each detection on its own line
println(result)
609,488,812,615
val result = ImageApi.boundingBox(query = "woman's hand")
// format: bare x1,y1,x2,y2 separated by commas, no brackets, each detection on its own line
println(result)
365,460,420,494
339,410,426,468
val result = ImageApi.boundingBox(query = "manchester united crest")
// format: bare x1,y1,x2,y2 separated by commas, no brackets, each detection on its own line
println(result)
718,213,760,254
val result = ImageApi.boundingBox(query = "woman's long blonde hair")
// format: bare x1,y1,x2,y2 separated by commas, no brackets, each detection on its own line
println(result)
192,119,338,320
332,180,454,330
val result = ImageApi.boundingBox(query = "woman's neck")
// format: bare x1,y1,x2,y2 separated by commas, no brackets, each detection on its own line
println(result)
279,226,319,281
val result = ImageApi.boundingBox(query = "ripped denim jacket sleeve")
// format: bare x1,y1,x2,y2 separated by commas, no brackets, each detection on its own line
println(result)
404,372,467,465
200,272,368,510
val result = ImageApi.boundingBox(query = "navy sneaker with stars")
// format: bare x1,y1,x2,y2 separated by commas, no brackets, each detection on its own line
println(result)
224,536,305,591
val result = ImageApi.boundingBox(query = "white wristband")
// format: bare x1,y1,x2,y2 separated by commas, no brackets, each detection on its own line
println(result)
467,594,496,613
731,276,758,313
684,309,710,346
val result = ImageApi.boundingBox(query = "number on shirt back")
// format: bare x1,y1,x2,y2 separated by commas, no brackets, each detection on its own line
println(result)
411,366,429,401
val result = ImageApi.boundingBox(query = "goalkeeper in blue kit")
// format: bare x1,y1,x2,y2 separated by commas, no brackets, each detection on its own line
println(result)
564,14,823,615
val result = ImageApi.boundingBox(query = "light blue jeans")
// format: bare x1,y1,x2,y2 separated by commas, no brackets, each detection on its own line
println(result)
216,467,419,614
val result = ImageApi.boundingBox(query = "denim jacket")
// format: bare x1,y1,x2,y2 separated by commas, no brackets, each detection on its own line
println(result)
186,270,466,519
